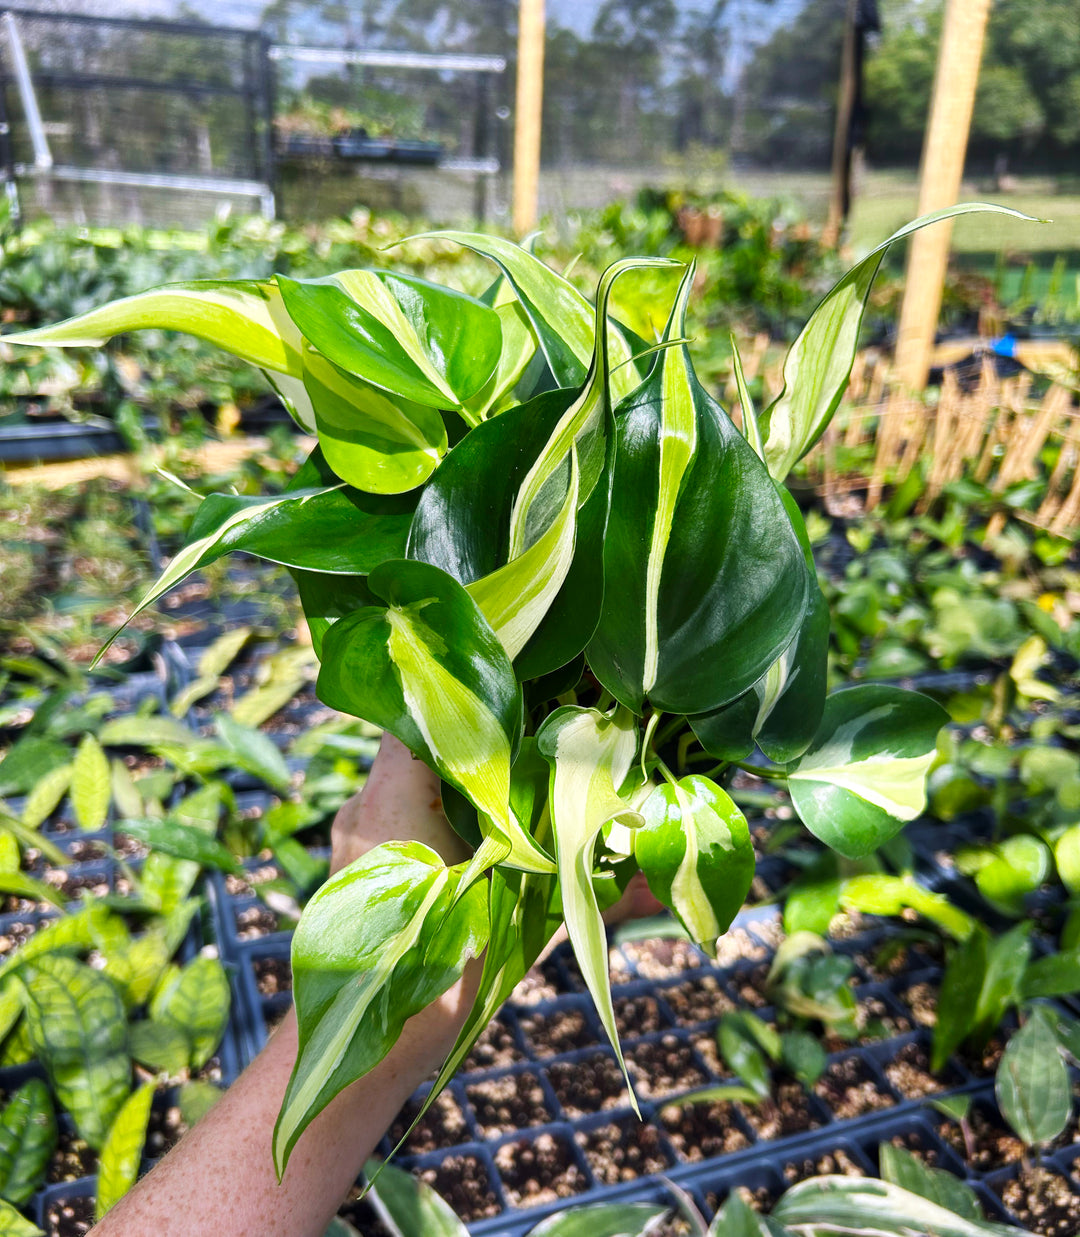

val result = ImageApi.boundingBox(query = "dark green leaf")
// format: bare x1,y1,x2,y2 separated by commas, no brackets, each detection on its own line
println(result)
933,927,988,1073
589,270,808,715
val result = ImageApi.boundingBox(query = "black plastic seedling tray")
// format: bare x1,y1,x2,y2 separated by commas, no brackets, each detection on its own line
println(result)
196,881,1080,1235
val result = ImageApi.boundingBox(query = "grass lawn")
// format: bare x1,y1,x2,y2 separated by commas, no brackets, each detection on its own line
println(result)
845,171,1080,308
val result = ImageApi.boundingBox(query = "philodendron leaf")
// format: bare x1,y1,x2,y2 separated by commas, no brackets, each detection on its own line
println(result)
95,449,413,665
689,488,828,764
0,1079,57,1206
634,774,754,955
996,1006,1071,1148
364,1158,467,1237
150,954,231,1070
760,203,1039,482
279,269,501,408
464,297,537,421
71,734,110,832
274,842,489,1175
588,266,808,715
526,1202,670,1236
385,860,559,1165
19,954,130,1148
410,259,665,675
317,558,553,873
772,1176,1021,1237
411,231,644,403
301,346,449,493
537,705,643,1107
95,1082,154,1219
879,1142,983,1221
2,279,302,375
787,685,947,859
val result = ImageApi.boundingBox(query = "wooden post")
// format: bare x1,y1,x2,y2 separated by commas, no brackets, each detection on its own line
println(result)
824,0,858,247
893,0,992,391
512,0,545,236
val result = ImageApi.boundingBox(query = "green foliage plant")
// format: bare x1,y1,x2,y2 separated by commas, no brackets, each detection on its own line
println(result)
6,201,1032,1177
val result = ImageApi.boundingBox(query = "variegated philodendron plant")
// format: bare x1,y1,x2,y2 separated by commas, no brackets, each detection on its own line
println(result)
6,203,1029,1176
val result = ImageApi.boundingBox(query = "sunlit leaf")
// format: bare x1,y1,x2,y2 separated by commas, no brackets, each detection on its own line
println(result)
635,774,754,955
536,705,642,1108
95,1083,154,1219
787,685,947,859
761,203,1039,482
19,954,130,1148
274,842,488,1174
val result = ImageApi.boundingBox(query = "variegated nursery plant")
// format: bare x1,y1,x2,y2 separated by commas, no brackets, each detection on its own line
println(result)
6,202,1029,1176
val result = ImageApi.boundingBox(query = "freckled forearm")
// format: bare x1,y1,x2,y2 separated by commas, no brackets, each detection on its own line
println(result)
89,996,467,1237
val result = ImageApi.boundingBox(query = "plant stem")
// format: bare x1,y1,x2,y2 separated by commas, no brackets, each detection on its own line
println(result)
735,761,788,780
654,756,680,788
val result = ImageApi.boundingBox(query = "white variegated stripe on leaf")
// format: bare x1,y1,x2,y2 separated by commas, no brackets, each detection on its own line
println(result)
382,864,557,1167
772,1174,1030,1237
467,445,580,659
731,334,764,462
273,841,489,1175
787,685,948,860
536,705,642,1106
303,344,448,493
407,231,647,403
463,297,538,422
507,257,676,561
317,560,555,874
91,486,342,667
4,279,303,376
762,203,1039,483
333,269,459,406
383,600,551,873
643,266,698,692
635,775,754,955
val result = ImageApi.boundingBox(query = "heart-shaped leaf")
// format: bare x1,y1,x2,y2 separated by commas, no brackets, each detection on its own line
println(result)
274,842,489,1175
635,774,754,955
317,559,552,872
588,267,808,715
787,685,947,859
